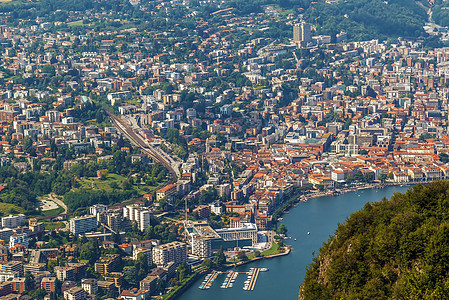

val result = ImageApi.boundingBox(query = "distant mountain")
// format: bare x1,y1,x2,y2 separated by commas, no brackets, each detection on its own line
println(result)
299,181,449,299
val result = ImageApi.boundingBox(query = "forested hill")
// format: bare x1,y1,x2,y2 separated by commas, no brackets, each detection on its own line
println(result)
0,0,430,41
299,181,449,300
303,0,428,40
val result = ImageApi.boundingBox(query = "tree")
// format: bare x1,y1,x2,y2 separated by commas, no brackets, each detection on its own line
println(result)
135,252,149,281
201,258,212,268
237,251,248,261
379,172,387,183
123,266,138,287
177,261,191,281
24,271,34,290
277,224,288,235
213,247,226,267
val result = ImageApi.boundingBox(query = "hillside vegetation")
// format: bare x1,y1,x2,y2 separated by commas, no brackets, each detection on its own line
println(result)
299,181,449,299
304,0,427,40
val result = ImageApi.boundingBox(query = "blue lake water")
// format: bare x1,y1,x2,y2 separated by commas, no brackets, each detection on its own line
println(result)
180,185,412,299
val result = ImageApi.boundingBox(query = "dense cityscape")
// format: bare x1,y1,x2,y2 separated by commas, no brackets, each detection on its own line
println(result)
0,0,446,299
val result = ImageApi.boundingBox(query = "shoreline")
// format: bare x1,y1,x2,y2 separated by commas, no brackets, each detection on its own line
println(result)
172,183,417,299
303,182,417,202
275,182,419,221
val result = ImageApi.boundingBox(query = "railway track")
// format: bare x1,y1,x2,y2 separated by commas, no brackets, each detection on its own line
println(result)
107,111,180,185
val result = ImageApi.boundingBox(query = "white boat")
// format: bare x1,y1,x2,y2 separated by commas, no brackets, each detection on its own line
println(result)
307,232,310,235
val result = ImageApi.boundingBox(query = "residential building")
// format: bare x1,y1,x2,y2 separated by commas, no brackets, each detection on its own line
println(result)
94,254,120,275
191,236,211,258
64,286,86,300
69,215,97,235
155,184,177,202
81,278,98,295
152,241,187,267
55,266,76,282
41,277,57,293
1,215,25,229
120,288,149,300
9,234,28,249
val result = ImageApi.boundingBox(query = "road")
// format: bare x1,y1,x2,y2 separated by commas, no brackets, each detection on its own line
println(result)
48,193,68,214
107,111,181,182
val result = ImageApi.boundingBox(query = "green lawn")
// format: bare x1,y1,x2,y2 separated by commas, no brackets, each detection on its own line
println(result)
67,20,85,27
260,243,284,256
41,206,65,217
43,221,65,230
77,173,156,195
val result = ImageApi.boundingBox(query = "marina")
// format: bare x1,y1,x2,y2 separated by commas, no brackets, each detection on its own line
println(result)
182,186,412,300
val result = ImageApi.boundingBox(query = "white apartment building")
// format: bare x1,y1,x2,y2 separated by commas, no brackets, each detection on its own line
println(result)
1,214,25,229
123,204,151,232
9,233,29,248
152,241,187,267
69,215,97,235
191,235,211,258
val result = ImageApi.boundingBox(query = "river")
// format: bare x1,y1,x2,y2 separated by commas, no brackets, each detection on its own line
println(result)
180,185,412,300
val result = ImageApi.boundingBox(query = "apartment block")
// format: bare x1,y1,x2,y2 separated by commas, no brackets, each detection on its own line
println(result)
41,277,57,293
1,214,25,229
152,241,186,267
69,215,97,235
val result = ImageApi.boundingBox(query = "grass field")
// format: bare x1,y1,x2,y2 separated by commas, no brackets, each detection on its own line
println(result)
260,243,284,256
0,203,25,216
43,221,65,230
41,206,64,217
77,173,156,195
67,20,84,27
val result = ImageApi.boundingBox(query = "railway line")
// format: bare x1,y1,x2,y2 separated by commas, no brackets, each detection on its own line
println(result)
107,111,181,184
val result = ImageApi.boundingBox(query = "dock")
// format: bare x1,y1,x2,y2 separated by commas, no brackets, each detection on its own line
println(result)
243,268,261,291
248,268,260,291
199,270,219,289
221,271,238,289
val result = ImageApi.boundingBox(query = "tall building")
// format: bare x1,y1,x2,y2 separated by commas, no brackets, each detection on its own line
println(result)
81,278,98,294
94,254,119,275
191,236,211,258
55,266,76,282
293,21,311,44
1,214,25,229
69,215,97,235
41,277,57,293
123,204,151,232
89,204,107,216
152,241,187,267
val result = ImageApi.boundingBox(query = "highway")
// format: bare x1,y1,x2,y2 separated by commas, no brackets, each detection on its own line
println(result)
107,111,181,183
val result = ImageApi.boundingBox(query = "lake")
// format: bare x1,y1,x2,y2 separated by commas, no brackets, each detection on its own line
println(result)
180,185,412,300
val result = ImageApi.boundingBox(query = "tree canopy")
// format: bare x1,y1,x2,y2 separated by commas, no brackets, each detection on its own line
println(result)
300,181,449,299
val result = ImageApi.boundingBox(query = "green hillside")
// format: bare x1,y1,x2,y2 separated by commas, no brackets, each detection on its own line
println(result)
299,181,449,299
304,0,428,40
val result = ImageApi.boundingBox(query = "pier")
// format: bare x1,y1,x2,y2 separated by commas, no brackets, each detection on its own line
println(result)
243,268,261,291
248,268,260,291
199,270,219,289
221,271,238,289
